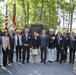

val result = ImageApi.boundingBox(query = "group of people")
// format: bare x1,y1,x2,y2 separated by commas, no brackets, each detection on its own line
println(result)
0,28,76,67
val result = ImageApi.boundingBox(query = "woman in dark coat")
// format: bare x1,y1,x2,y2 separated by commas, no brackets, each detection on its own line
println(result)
31,31,39,63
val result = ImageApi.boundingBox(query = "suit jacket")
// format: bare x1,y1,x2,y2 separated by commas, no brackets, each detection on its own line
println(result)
14,35,22,46
2,36,10,51
0,35,2,46
69,35,76,49
55,34,64,49
31,35,39,49
8,33,14,48
66,34,70,47
39,34,49,49
62,34,70,48
22,33,31,46
48,34,56,48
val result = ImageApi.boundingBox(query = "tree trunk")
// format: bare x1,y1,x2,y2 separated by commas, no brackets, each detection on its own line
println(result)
70,10,73,32
22,0,26,25
49,4,50,26
27,1,29,24
68,12,70,30
70,0,74,32
40,0,44,22
63,11,65,30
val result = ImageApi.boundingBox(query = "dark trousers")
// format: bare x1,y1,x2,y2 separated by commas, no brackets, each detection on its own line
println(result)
56,45,60,61
40,48,47,61
9,45,14,62
16,46,22,61
60,49,64,62
2,48,9,66
56,45,64,62
22,46,30,62
69,48,75,62
64,47,67,61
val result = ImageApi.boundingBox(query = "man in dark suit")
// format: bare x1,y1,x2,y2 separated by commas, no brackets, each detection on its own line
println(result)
8,28,14,63
0,31,2,67
39,29,49,63
62,30,70,62
69,31,76,64
22,28,31,64
55,31,64,63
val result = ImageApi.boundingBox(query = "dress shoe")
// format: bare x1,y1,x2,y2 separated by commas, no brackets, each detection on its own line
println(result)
3,64,7,67
11,61,14,63
59,61,62,64
69,61,71,63
33,61,35,64
64,60,66,62
40,60,43,63
34,61,37,63
55,60,59,62
50,61,53,63
22,61,24,64
48,60,53,63
48,60,51,62
44,61,46,64
27,61,29,63
0,65,2,67
33,61,36,64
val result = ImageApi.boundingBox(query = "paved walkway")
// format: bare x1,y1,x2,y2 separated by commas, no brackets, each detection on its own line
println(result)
0,52,76,75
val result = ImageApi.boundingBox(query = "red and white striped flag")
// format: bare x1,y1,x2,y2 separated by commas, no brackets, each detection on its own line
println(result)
5,4,8,30
55,19,61,34
12,3,17,31
58,19,61,26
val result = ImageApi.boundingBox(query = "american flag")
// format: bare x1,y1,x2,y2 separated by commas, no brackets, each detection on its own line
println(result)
5,4,8,30
12,3,17,31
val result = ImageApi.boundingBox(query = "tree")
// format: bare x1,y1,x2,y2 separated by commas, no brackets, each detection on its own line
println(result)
6,0,57,29
56,0,76,31
0,10,4,30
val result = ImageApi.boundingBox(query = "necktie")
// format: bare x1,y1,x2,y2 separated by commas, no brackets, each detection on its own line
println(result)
64,35,66,38
10,33,13,39
17,36,19,46
72,36,74,41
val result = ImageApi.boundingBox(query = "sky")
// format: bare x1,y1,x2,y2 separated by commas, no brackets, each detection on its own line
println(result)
0,0,76,29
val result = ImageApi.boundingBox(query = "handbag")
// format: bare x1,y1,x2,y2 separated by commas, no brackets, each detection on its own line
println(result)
32,48,38,55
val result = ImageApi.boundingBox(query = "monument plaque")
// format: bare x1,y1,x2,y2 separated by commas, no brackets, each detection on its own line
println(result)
29,23,49,34
30,23,43,34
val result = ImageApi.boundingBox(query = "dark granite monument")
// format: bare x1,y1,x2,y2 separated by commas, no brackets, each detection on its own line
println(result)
29,23,49,34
